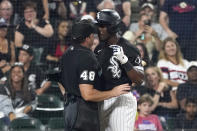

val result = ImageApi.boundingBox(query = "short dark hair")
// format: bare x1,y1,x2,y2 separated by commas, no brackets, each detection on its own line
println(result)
23,0,37,12
138,94,153,106
185,98,197,106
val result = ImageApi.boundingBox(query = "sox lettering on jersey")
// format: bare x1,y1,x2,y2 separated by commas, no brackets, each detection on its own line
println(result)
107,55,121,78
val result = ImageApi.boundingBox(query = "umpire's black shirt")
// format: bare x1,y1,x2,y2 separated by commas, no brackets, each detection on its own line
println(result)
60,44,101,97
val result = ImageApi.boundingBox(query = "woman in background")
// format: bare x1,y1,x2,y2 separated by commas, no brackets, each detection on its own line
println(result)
157,37,189,91
4,63,37,118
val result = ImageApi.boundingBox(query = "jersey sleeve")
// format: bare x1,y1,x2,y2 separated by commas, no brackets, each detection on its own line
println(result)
125,43,144,71
78,53,98,85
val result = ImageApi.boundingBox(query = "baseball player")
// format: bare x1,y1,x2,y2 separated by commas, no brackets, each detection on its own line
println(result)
59,20,131,131
95,9,144,131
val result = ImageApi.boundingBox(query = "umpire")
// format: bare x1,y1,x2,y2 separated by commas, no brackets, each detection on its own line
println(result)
59,20,131,131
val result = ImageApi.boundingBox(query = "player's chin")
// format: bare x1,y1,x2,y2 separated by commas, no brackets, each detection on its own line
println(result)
99,35,106,40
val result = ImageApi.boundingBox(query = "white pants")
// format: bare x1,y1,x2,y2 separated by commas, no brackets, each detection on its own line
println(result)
99,92,137,131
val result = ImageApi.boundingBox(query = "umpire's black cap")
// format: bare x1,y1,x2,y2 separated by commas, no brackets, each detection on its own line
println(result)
71,20,97,43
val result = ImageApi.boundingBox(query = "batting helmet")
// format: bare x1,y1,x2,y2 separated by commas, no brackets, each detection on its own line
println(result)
96,9,121,34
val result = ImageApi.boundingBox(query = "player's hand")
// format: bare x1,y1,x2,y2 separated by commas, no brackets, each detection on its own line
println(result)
111,83,131,97
109,45,128,64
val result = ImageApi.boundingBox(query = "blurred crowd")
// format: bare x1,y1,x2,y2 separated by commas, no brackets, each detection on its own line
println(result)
0,0,197,130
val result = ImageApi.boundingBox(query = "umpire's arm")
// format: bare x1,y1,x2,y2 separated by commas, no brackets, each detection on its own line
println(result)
79,84,131,102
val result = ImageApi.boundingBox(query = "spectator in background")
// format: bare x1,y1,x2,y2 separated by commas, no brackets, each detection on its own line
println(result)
157,37,189,91
46,20,71,69
18,44,51,95
64,0,88,20
0,0,15,41
136,43,151,68
48,0,67,25
2,62,37,118
97,0,131,34
14,1,53,64
0,86,16,123
129,13,165,62
0,0,13,23
135,94,163,131
139,2,158,22
12,0,49,21
133,66,178,119
177,61,197,111
159,0,197,61
97,0,115,10
0,18,15,79
85,0,101,18
64,0,100,20
174,98,197,130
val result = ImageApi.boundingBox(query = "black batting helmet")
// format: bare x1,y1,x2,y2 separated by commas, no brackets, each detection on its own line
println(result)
71,20,97,43
96,9,121,34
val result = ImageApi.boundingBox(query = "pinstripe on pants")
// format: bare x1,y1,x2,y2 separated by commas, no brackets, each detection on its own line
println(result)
99,92,137,131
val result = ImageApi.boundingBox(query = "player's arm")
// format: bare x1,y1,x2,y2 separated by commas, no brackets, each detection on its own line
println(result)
110,45,144,85
124,63,144,85
79,83,131,102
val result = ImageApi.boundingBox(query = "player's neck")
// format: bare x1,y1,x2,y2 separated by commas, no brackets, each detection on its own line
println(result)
107,34,120,45
81,42,91,50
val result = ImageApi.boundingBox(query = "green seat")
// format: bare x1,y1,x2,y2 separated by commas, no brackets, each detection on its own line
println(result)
43,82,63,99
0,119,8,131
32,94,64,124
36,94,64,109
47,117,64,131
9,117,45,131
166,118,175,131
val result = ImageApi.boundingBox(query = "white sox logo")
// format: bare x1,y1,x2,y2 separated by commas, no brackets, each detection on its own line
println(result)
107,56,121,78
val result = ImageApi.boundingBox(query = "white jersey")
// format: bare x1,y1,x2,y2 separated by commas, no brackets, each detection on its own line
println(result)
157,59,189,84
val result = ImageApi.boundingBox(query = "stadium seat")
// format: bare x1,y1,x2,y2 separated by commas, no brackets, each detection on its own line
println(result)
9,117,45,131
47,117,64,131
166,118,175,131
32,94,64,124
36,94,64,109
0,119,8,131
43,82,64,100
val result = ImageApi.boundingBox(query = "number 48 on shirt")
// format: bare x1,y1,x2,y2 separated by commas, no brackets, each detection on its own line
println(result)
80,70,95,81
